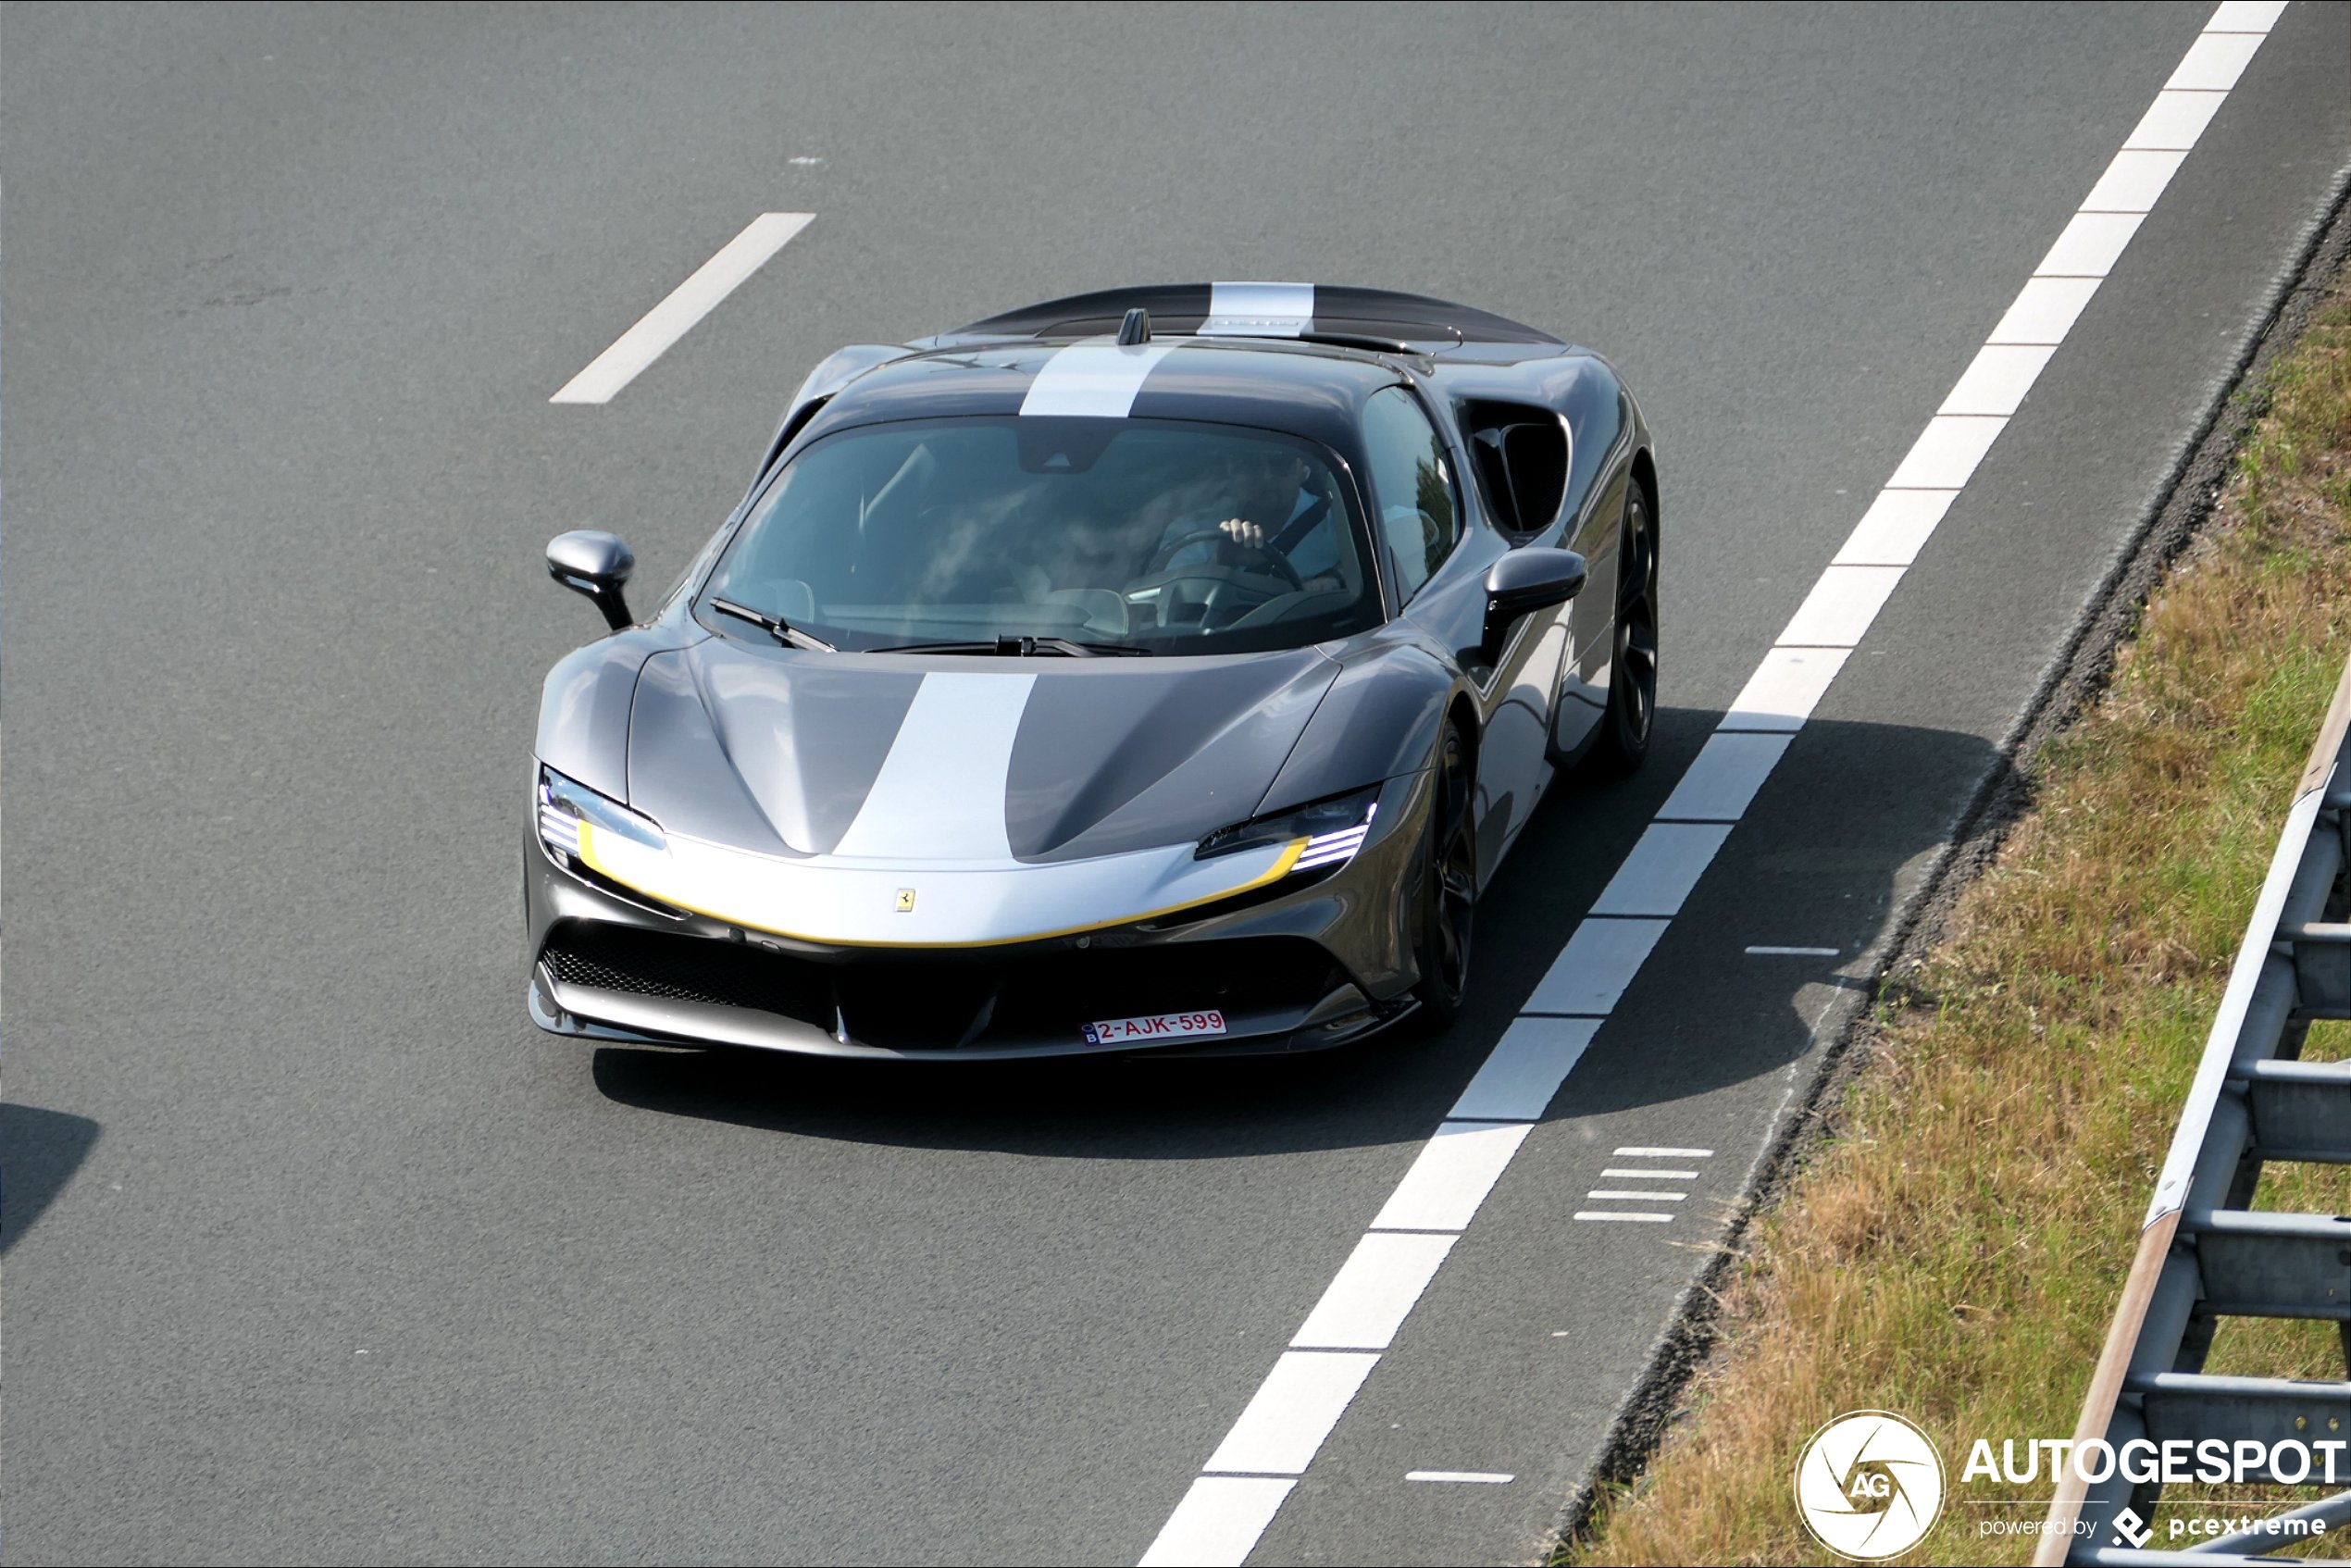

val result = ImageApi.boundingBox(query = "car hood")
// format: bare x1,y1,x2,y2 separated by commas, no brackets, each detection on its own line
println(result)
624,637,1341,864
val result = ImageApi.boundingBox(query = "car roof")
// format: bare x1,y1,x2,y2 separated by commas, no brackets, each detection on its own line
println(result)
793,335,1416,457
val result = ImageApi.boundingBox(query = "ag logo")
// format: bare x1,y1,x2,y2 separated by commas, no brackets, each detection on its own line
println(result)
1793,1410,1946,1561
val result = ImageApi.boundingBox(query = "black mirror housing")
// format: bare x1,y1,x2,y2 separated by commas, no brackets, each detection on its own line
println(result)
547,530,637,631
1479,548,1586,664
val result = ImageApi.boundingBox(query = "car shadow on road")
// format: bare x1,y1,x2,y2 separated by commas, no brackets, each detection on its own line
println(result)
587,705,2004,1158
2,1102,101,1255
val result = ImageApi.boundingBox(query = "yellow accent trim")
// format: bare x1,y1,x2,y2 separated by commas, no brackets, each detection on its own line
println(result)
577,832,1310,950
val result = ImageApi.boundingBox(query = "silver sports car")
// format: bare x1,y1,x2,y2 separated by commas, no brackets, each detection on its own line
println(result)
526,282,1658,1058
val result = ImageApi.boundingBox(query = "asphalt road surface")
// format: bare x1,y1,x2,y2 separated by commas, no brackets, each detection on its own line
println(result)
7,4,2348,1563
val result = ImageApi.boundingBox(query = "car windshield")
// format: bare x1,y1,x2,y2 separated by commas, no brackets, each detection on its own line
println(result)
696,417,1381,654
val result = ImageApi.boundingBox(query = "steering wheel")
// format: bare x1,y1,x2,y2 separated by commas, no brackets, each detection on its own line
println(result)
1145,528,1305,592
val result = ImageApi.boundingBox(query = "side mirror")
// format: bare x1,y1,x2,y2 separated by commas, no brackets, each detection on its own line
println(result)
1480,548,1586,664
547,530,636,631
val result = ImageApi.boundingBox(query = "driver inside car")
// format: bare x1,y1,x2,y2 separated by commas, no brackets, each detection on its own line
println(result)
1153,447,1345,591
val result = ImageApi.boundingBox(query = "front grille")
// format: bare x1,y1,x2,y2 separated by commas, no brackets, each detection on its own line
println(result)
540,920,1341,1051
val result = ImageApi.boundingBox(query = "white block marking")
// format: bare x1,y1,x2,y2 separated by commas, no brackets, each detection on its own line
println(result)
1776,566,1905,649
1602,1168,1697,1179
1987,277,2103,345
1521,921,1668,1017
1589,823,1734,917
1406,1471,1514,1484
1656,733,1792,823
1449,1016,1602,1122
1587,1189,1687,1201
1576,1212,1673,1224
1292,1233,1456,1350
2035,211,2148,279
1139,1477,1297,1568
1833,491,1955,567
2167,30,2263,91
1371,1122,1534,1232
1201,1351,1380,1475
1615,1147,1714,1158
1888,416,2008,490
2124,90,2226,152
1939,343,2056,417
551,213,813,404
1747,945,1841,957
2080,148,2189,214
1721,647,1851,728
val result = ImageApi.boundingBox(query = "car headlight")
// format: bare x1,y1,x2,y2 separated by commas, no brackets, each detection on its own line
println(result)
538,765,665,870
1196,784,1379,870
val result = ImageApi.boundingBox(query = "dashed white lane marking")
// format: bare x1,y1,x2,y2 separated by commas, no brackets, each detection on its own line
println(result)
1656,733,1795,823
1371,1122,1534,1232
1406,1472,1515,1485
1201,1351,1379,1475
1588,823,1735,916
1291,1234,1457,1351
551,212,812,404
1519,920,1669,1016
1138,8,2276,1561
1601,1167,1698,1179
1720,647,1852,728
1746,945,1841,957
1138,1478,1295,1568
1587,1190,1687,1201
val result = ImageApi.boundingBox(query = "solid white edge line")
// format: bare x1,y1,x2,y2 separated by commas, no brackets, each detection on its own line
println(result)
2079,148,2189,214
2034,210,2147,278
2166,30,2263,91
1937,343,2057,417
2123,90,2226,152
1138,1477,1298,1568
1290,1233,1457,1350
2203,0,2284,31
1774,566,1906,650
551,212,813,404
1986,277,2103,345
1887,416,2009,490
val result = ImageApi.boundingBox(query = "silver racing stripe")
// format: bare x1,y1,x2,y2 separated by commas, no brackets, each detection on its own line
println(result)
1199,280,1312,337
1018,341,1178,417
829,672,1039,860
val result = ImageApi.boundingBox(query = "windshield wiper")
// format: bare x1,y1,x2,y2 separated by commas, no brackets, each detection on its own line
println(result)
712,598,838,653
867,635,1150,657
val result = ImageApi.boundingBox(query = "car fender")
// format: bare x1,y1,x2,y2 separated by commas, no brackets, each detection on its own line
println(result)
1256,644,1461,819
534,628,683,803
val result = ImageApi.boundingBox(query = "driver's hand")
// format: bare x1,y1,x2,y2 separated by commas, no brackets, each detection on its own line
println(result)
1218,518,1268,550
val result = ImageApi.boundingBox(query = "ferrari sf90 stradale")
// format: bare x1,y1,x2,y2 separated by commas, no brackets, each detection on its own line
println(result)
527,283,1657,1058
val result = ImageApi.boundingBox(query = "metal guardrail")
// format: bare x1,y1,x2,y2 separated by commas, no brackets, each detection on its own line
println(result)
2038,653,2351,1566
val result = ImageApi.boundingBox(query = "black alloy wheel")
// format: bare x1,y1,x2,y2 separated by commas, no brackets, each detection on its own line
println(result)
1411,720,1477,1030
1593,483,1658,773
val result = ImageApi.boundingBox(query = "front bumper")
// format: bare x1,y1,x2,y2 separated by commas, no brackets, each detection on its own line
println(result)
523,771,1435,1060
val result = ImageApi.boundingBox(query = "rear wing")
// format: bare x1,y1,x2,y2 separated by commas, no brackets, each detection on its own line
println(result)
942,282,1561,353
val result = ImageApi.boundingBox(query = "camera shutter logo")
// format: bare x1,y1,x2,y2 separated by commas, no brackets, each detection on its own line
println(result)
1793,1410,1947,1561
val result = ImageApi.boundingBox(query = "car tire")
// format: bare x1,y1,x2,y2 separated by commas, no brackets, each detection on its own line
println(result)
1590,482,1658,775
1410,718,1476,1032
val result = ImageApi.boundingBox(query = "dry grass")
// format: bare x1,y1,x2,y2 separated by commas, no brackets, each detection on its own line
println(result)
1566,284,2351,1566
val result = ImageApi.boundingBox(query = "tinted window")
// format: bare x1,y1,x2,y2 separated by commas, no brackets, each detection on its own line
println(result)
1361,387,1461,602
699,418,1381,654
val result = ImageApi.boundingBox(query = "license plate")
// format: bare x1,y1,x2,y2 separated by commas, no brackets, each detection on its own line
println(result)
1082,1010,1227,1047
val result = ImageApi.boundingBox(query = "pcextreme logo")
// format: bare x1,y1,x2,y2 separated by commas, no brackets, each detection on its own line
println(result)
1794,1410,1947,1561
